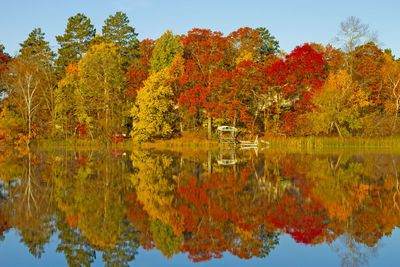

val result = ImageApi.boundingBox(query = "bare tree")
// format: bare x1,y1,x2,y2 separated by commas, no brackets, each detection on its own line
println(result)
334,16,379,76
5,59,43,146
334,16,378,53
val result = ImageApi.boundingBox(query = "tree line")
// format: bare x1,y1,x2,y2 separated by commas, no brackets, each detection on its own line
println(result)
0,13,399,145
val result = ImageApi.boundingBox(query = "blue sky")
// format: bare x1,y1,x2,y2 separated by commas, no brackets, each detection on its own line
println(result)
1,0,399,57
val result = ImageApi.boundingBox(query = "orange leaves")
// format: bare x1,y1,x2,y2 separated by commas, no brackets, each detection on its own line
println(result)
352,42,385,104
65,62,78,76
125,39,155,99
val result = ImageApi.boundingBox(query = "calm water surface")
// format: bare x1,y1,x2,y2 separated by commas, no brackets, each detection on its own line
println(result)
0,147,399,266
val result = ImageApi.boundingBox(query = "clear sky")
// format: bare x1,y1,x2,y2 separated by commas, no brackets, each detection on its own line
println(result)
1,0,399,57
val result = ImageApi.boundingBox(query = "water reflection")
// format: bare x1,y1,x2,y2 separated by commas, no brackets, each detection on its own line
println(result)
0,147,399,266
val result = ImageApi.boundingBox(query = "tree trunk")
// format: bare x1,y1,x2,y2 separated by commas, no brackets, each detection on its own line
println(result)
208,116,212,140
207,150,212,174
334,121,343,138
392,98,400,135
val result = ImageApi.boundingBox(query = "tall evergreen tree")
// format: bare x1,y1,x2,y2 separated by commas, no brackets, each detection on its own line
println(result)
56,13,96,73
255,27,280,56
102,11,139,64
19,28,55,64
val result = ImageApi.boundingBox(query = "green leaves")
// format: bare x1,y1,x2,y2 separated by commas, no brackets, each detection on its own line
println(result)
255,27,280,56
19,28,55,63
102,11,139,64
150,30,182,73
56,13,96,73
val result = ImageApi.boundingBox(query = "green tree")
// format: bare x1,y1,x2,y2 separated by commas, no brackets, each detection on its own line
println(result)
19,28,55,63
150,30,182,73
255,27,280,56
56,213,96,267
150,219,182,258
102,11,139,65
69,43,125,140
56,13,96,74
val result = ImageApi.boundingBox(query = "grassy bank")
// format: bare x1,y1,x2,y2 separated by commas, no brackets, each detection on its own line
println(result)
27,135,400,153
264,136,400,150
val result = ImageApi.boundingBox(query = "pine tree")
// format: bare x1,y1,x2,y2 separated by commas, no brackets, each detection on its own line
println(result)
102,11,139,64
19,28,55,64
56,13,96,74
255,27,280,56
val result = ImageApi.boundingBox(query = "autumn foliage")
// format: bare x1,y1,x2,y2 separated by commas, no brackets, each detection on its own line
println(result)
1,14,400,143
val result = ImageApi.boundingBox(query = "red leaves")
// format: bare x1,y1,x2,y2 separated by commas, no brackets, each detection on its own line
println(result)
268,44,326,98
178,29,232,119
75,122,88,138
0,52,9,74
110,132,124,144
265,44,327,134
126,67,148,98
126,39,155,99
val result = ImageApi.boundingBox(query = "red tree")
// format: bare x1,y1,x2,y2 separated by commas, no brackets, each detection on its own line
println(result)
126,39,155,99
266,44,327,134
178,29,233,137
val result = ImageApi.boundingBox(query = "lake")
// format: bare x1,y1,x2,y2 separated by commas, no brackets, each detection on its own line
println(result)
0,146,399,266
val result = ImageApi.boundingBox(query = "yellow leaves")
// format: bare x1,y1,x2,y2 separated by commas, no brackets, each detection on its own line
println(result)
322,70,352,95
236,50,254,65
348,86,370,108
169,54,185,79
235,225,254,241
131,65,176,141
350,183,370,204
326,202,352,223
384,100,397,115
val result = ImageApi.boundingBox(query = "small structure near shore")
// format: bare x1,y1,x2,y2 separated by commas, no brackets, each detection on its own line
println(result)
217,147,237,165
216,126,237,144
239,135,258,148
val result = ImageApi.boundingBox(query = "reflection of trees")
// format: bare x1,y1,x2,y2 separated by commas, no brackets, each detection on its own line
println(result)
334,231,379,267
100,220,140,267
0,149,140,266
130,149,281,261
2,149,400,265
52,150,139,265
56,211,96,267
130,149,182,231
298,153,400,266
1,152,54,258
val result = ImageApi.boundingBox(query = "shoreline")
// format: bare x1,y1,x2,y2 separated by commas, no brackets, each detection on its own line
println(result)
7,136,400,152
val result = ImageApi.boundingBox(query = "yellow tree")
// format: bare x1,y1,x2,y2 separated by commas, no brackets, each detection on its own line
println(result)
131,64,177,142
308,70,369,137
76,43,126,140
54,63,80,139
